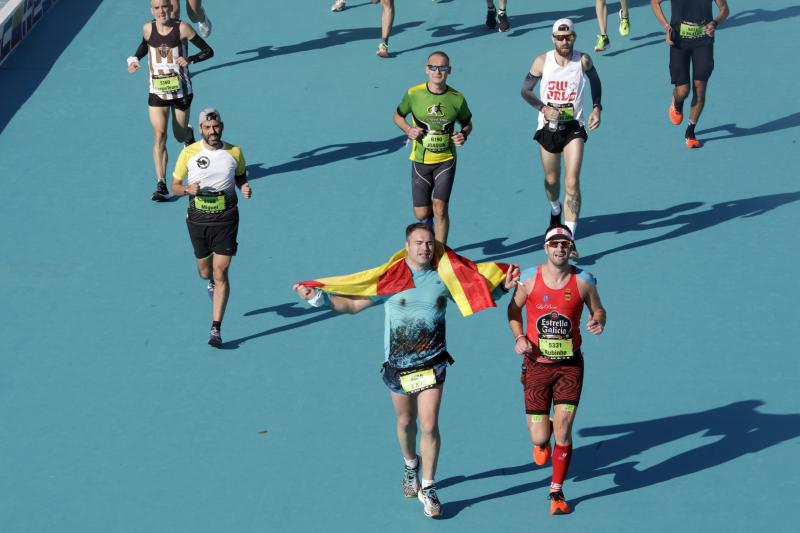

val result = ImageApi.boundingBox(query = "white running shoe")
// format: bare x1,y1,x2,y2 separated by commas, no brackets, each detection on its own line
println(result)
418,485,442,518
331,0,346,12
197,13,212,38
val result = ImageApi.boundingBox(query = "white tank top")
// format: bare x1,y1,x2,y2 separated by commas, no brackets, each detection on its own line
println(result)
537,50,586,130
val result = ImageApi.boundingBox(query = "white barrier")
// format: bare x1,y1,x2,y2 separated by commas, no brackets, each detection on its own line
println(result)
0,0,60,66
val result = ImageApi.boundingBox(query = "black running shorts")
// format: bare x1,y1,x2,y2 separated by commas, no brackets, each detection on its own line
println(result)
669,44,714,85
148,93,193,111
186,217,239,259
411,159,457,206
534,121,588,154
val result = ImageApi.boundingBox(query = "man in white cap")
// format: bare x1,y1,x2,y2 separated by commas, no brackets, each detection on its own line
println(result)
507,223,606,515
520,18,603,257
171,108,252,348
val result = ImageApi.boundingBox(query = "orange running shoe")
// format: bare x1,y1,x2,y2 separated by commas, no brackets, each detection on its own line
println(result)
533,443,551,465
669,98,683,125
686,136,702,149
549,491,571,515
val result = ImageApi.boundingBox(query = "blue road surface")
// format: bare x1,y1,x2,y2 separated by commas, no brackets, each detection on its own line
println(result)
0,1,798,531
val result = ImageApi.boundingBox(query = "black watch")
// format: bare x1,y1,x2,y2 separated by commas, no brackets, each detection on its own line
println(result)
593,104,603,111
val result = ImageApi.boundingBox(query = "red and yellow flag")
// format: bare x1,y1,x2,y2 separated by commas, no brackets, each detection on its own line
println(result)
298,243,509,317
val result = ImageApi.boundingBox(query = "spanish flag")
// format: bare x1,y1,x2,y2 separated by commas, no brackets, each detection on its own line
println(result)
298,242,509,317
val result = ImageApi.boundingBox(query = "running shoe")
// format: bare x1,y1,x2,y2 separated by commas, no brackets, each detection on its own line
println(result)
485,8,497,29
549,203,561,227
402,458,421,498
207,279,215,301
376,41,389,58
184,124,195,147
594,34,610,52
418,485,442,518
533,418,553,465
152,180,169,202
669,98,684,125
197,13,212,38
618,10,630,36
497,12,510,32
330,0,345,12
208,326,222,348
685,136,702,149
549,491,571,515
533,443,551,466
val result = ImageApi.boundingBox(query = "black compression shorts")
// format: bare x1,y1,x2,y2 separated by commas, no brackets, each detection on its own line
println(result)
411,159,457,206
669,44,714,85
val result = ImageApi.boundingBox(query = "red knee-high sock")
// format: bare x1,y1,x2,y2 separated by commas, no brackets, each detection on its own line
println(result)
550,444,573,492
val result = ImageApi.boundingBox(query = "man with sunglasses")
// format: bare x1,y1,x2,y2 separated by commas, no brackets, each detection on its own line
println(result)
393,51,473,245
520,19,602,255
507,224,606,515
171,108,252,348
651,0,729,148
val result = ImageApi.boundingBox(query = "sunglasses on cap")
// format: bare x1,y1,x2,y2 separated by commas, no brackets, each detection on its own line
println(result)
547,240,573,249
427,64,452,73
553,33,575,42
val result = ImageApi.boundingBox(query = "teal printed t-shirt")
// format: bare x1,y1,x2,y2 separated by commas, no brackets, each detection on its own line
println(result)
373,266,451,369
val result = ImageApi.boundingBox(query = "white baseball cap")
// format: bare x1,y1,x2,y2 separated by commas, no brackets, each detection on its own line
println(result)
198,108,222,124
552,18,575,34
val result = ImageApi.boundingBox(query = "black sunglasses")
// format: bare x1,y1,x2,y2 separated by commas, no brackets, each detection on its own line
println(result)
427,65,452,73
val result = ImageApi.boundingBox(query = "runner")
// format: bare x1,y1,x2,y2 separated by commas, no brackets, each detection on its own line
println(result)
294,223,519,518
171,108,252,348
651,0,729,148
393,51,473,245
594,0,630,52
485,0,510,32
507,224,606,515
170,0,212,37
330,0,395,58
127,0,213,201
520,19,602,254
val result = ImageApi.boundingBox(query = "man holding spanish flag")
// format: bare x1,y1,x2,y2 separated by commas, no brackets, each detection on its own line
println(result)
293,223,519,519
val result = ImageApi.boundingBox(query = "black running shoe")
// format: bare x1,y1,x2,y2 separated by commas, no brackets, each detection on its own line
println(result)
184,124,195,147
497,12,510,32
208,326,222,348
485,8,497,29
151,180,169,202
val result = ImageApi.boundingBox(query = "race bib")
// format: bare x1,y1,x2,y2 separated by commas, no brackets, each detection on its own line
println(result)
194,192,226,213
399,368,437,394
679,21,706,39
538,337,574,359
421,131,451,153
152,74,180,94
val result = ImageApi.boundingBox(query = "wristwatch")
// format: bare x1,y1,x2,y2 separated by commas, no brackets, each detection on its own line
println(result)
593,104,603,111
